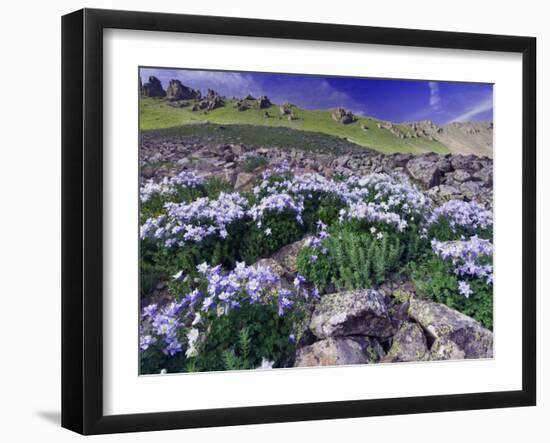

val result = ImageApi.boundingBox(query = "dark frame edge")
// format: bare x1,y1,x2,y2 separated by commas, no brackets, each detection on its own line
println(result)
61,8,85,435
521,36,537,407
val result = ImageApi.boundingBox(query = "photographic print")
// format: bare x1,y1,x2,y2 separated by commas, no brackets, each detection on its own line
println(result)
138,68,494,375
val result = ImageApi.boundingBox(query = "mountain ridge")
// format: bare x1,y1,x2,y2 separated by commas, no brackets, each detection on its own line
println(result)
139,77,493,157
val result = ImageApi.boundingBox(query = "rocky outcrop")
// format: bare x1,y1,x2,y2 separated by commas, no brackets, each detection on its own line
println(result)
191,89,224,112
279,102,291,116
234,100,250,112
331,107,356,124
295,336,384,367
408,298,493,359
142,76,165,97
165,79,201,101
309,290,395,339
381,322,428,363
257,95,272,109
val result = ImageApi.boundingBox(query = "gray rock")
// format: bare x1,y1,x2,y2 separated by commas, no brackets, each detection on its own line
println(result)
429,337,465,361
271,235,314,273
406,156,443,188
257,95,272,109
165,79,201,101
331,107,356,124
279,102,291,115
473,167,493,185
408,298,493,359
142,76,165,97
381,322,428,363
427,184,461,205
294,336,384,367
234,172,256,191
458,180,484,200
309,289,394,339
451,169,472,182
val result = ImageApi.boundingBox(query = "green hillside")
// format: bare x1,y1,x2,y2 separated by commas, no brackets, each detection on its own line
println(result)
140,97,449,155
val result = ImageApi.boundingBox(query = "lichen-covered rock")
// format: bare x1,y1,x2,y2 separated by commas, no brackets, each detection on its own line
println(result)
451,169,472,183
406,156,444,188
309,290,394,339
409,298,493,359
294,336,384,367
429,337,466,361
234,172,256,191
271,235,314,273
381,322,428,363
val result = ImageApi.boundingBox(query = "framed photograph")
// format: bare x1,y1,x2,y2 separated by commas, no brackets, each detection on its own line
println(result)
62,8,536,435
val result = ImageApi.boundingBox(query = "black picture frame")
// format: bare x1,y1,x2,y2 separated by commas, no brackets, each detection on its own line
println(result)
61,8,537,435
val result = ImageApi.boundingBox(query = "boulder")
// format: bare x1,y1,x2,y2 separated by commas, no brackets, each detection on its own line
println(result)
165,79,201,101
142,76,166,97
294,336,384,367
309,289,394,339
235,100,250,112
458,180,484,201
473,167,493,185
257,95,272,109
427,184,461,205
271,235,314,273
408,298,493,359
234,172,256,191
381,322,428,363
331,107,356,124
429,337,466,361
279,103,291,115
406,156,444,188
451,169,472,183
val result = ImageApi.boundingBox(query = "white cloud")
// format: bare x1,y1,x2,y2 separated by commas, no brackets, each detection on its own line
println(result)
448,97,493,123
428,82,441,110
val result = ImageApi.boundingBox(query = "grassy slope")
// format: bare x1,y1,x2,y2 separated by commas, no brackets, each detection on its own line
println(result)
140,97,449,155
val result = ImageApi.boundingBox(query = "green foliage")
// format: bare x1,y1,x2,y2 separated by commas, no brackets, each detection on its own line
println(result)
203,176,234,199
302,194,345,231
240,212,304,264
410,258,493,329
244,155,268,173
222,327,253,370
428,220,493,242
189,303,296,372
297,225,403,292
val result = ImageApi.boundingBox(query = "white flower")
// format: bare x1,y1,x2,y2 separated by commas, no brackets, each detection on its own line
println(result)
192,313,201,326
264,227,272,236
185,328,200,358
172,270,184,281
376,232,384,240
256,358,274,370
370,227,377,234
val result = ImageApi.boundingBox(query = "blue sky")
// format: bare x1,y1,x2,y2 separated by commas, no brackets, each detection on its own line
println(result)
140,67,493,124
